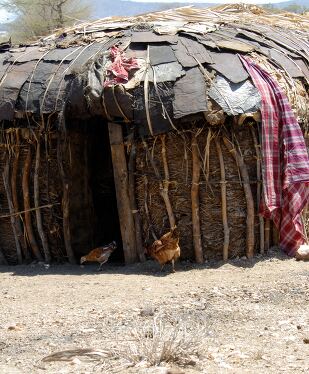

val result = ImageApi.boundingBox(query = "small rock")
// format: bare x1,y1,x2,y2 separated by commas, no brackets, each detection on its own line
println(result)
303,338,309,344
7,325,22,331
70,358,81,365
140,306,155,317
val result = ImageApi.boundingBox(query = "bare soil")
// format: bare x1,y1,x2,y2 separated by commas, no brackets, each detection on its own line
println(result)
0,249,308,374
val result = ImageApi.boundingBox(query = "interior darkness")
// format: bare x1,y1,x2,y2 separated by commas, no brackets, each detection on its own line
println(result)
88,118,124,263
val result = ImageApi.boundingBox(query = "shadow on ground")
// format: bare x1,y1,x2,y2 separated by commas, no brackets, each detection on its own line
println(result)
0,246,294,278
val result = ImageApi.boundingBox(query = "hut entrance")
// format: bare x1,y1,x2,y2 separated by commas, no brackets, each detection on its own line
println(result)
89,119,123,263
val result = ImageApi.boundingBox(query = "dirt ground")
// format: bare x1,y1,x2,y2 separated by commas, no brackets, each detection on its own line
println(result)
0,249,308,374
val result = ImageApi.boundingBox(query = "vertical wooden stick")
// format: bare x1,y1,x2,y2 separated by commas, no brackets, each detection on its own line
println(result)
2,157,23,264
34,139,51,263
215,137,230,261
160,135,176,229
142,138,176,230
22,146,43,261
223,136,255,258
191,133,203,264
265,219,270,251
57,137,76,264
272,223,279,246
108,122,138,264
128,139,146,262
11,131,30,261
250,125,265,254
143,175,157,241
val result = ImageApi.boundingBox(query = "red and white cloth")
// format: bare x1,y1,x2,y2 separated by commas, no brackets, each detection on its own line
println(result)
240,55,309,256
104,46,139,87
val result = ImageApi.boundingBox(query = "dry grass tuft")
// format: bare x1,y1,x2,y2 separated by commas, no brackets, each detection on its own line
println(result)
114,315,208,368
41,314,209,372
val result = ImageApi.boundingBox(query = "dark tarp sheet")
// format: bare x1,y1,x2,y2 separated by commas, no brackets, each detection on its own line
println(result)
133,82,174,136
65,42,113,73
8,47,48,63
171,40,198,68
208,51,249,84
147,61,184,83
269,50,304,78
149,45,177,65
173,67,207,118
16,61,71,113
0,60,39,120
43,47,83,62
178,36,213,65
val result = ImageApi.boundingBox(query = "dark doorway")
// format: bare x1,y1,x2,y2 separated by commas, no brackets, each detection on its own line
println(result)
88,118,124,263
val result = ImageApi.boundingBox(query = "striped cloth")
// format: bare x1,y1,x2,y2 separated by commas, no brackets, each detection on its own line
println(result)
240,55,309,256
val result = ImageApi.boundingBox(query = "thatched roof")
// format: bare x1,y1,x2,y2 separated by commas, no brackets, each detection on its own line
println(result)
0,4,308,134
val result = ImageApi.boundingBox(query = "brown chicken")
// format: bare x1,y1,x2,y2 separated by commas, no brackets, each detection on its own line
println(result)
80,241,117,271
146,227,180,273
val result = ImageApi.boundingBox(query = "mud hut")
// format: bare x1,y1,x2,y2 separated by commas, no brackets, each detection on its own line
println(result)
0,4,308,265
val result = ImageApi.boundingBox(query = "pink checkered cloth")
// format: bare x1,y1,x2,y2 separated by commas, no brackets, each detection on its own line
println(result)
239,55,309,256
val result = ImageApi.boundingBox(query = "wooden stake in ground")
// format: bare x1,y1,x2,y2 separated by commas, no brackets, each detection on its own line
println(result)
57,137,76,264
2,157,23,264
215,137,230,261
272,223,279,246
160,135,176,229
191,133,203,264
108,122,138,264
22,146,43,262
143,175,158,241
223,136,255,258
265,219,271,251
128,138,145,262
250,125,265,254
34,139,51,263
11,131,30,261
142,137,176,230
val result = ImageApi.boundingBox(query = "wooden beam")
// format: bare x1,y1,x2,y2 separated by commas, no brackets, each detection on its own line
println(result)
22,146,43,262
128,138,146,262
57,137,76,264
108,123,137,264
191,133,204,264
215,137,230,262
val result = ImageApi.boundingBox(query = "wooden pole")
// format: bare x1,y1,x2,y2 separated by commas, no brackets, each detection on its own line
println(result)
2,157,23,264
142,138,176,230
143,175,158,241
57,137,76,264
34,139,51,263
108,122,138,264
160,135,176,229
272,223,279,246
215,137,230,261
128,139,145,262
265,219,270,251
223,136,255,259
191,133,204,264
22,146,43,261
250,125,265,254
11,131,30,261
